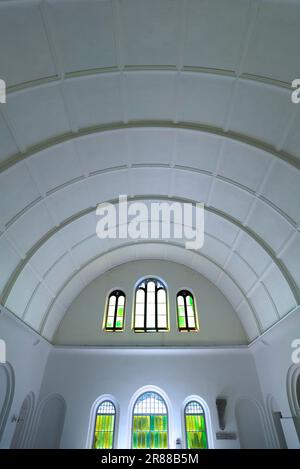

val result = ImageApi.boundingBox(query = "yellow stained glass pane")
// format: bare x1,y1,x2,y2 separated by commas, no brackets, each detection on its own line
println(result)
93,415,115,449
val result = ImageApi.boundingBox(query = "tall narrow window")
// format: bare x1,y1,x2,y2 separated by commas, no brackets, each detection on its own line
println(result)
134,278,168,332
93,401,116,449
177,290,198,331
184,401,208,449
104,290,125,331
132,392,168,449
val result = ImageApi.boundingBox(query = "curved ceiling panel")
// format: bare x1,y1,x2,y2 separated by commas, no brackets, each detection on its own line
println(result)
1,74,299,170
0,0,299,344
0,128,299,342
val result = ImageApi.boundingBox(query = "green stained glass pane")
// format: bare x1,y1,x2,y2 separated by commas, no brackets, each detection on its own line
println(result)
150,415,154,431
187,432,194,449
133,431,138,448
163,415,167,431
154,431,159,448
188,295,194,306
117,306,124,317
186,415,207,449
133,415,167,449
179,316,186,328
115,319,123,328
200,431,208,449
199,415,206,431
138,432,146,448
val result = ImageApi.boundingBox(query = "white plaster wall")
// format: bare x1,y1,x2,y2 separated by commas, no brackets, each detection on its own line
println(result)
38,346,268,449
54,260,248,346
0,308,51,448
251,307,300,448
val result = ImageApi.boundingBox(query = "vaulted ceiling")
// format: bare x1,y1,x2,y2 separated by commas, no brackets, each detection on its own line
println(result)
0,0,299,343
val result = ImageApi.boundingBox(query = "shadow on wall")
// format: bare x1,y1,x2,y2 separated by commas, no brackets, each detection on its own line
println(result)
235,398,269,449
10,392,35,449
31,394,66,449
266,395,287,449
287,364,300,442
0,363,15,446
0,363,15,443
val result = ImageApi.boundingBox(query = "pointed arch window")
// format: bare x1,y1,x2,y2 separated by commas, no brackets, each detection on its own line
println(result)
177,290,198,331
184,401,208,449
134,278,168,332
104,290,125,331
132,392,168,449
93,400,116,449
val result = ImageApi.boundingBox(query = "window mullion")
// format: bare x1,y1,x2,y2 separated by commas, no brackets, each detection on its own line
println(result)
184,294,189,331
144,285,147,332
155,285,158,331
113,293,118,331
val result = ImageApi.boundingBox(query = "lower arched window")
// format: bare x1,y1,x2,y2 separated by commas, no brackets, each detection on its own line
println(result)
184,401,208,449
93,401,116,449
132,392,168,448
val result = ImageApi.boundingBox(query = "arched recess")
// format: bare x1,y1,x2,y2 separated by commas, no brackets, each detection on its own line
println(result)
86,394,120,449
181,395,213,449
266,394,287,449
41,240,261,343
128,385,173,449
287,364,300,441
0,362,15,443
31,394,66,449
10,391,35,449
235,398,269,449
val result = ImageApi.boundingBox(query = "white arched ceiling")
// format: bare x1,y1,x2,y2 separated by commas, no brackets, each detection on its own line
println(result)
0,0,299,343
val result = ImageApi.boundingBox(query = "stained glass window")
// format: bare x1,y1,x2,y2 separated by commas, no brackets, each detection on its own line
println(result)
93,401,116,449
104,290,125,331
177,290,198,331
134,278,168,332
184,401,208,449
132,392,168,449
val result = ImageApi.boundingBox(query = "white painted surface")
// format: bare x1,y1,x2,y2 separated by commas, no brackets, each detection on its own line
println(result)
252,307,300,448
38,346,265,449
0,309,51,448
54,260,248,346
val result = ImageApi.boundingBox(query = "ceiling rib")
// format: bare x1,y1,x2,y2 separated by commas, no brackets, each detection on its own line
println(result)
2,160,297,231
1,195,299,309
1,122,300,177
6,66,292,97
